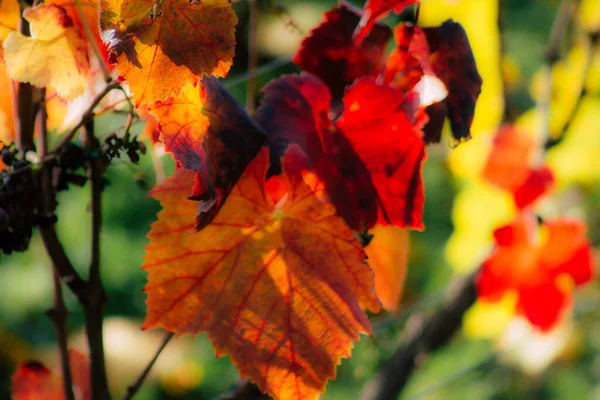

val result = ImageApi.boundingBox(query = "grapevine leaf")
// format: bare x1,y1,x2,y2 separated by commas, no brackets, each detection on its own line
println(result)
12,350,90,400
422,20,482,143
142,149,380,400
257,74,426,230
100,0,237,106
293,2,392,100
477,214,595,331
354,0,419,44
337,78,426,230
482,125,555,209
2,4,91,99
365,225,409,311
48,0,109,65
147,77,266,230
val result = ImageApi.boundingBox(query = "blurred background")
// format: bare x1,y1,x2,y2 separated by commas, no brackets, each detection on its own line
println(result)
1,0,600,398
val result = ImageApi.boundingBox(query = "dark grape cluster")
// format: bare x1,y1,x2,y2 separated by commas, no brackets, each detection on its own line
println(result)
0,146,36,254
103,133,147,164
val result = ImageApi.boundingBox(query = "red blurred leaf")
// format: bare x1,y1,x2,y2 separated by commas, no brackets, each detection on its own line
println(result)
256,74,425,230
12,350,90,400
354,0,419,44
294,2,392,100
142,149,380,400
147,77,266,230
477,214,595,331
482,125,555,208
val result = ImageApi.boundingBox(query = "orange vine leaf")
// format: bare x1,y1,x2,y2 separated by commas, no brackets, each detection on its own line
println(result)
147,77,266,230
477,214,595,331
293,2,392,100
142,149,380,400
365,225,410,311
100,0,237,106
3,4,91,99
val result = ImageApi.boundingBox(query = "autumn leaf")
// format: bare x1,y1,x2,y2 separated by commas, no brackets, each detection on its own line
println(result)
354,0,419,44
12,350,90,400
477,214,595,331
422,20,482,143
482,125,555,209
0,0,19,42
147,77,266,230
257,74,426,231
2,4,91,99
142,149,380,400
0,49,14,145
365,225,410,311
293,2,392,100
100,0,237,106
384,20,482,144
48,0,110,66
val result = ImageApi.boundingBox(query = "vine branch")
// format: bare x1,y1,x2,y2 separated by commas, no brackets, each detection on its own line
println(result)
361,273,478,400
37,88,75,400
83,119,111,400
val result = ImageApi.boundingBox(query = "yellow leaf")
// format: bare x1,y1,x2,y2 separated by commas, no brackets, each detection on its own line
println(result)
2,4,90,99
365,225,409,311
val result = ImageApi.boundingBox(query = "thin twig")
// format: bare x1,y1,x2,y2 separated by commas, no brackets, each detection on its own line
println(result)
74,0,111,81
37,88,75,400
538,0,579,155
361,273,478,400
53,80,121,153
122,333,174,400
545,30,599,149
225,56,292,89
83,120,111,400
246,0,260,116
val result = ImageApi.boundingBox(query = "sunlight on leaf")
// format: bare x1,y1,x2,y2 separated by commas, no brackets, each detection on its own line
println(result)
142,149,380,400
3,4,90,99
100,0,237,106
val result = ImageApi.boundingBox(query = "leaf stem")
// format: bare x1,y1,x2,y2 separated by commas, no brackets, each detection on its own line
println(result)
122,332,174,400
74,0,111,81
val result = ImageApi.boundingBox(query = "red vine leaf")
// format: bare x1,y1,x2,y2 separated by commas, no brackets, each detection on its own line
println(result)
257,74,425,231
477,214,595,331
142,149,380,400
147,77,266,230
354,0,419,44
482,125,555,209
422,20,482,143
293,2,392,100
100,0,237,106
